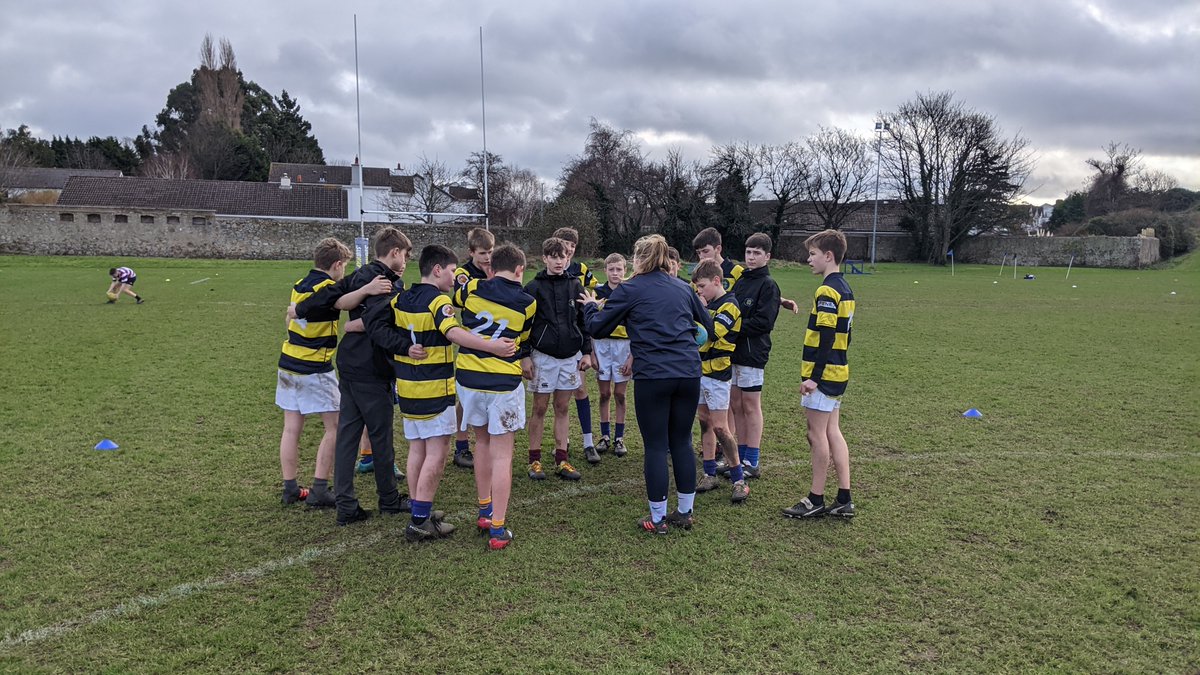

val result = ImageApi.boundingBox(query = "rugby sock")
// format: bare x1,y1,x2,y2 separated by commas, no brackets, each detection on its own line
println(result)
729,465,745,482
745,447,761,467
576,398,593,442
554,448,568,464
455,439,469,454
478,497,493,520
490,518,506,538
677,492,696,515
360,447,373,458
411,500,432,525
649,500,668,523
703,459,718,477
808,492,825,506
600,422,610,438
529,449,541,464
837,488,852,504
283,478,298,492
615,423,625,440
311,478,329,496
738,444,747,462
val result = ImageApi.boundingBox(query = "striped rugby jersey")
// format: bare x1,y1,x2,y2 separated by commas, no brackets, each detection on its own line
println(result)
801,272,855,397
567,260,598,290
453,260,488,294
593,282,628,339
700,291,741,381
113,267,136,283
720,258,745,292
388,283,459,419
453,277,536,392
279,269,340,375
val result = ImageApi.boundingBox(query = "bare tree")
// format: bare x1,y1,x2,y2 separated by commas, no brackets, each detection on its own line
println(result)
804,127,874,229
705,141,763,195
0,139,32,200
196,34,244,131
883,91,1033,262
389,154,457,223
559,119,658,253
1133,168,1178,194
506,167,547,228
758,141,811,235
1085,142,1142,216
140,151,193,179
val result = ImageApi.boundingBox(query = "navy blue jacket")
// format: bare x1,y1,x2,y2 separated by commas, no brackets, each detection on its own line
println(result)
584,271,714,381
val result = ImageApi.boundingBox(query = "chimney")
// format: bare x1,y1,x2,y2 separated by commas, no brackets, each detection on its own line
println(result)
280,173,292,190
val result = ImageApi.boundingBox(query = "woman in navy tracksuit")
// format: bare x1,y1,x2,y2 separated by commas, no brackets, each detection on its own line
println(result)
581,234,715,533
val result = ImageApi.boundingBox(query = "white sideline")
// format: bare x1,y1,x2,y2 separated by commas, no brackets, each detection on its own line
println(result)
0,475,648,651
189,277,211,285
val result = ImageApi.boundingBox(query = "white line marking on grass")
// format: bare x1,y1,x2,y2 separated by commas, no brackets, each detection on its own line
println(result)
0,474,652,651
189,277,211,285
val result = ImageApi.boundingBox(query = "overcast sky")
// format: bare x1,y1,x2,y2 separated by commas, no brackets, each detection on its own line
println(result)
2,1,1197,204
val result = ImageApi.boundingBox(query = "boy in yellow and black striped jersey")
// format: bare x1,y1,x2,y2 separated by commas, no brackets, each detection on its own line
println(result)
276,238,387,508
692,260,750,504
366,244,516,543
452,244,536,550
784,229,857,520
451,227,496,469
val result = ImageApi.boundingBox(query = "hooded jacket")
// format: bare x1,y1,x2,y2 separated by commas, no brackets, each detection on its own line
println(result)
731,265,781,369
523,269,591,359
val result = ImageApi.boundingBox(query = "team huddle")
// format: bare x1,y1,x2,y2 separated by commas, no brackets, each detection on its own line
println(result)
274,223,857,549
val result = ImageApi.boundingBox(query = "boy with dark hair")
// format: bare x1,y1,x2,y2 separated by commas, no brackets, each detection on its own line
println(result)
370,244,517,541
593,252,631,457
454,243,536,550
785,229,857,518
692,227,744,292
666,247,682,278
293,227,412,526
551,226,600,460
451,226,496,470
523,237,593,478
277,238,362,507
106,266,144,304
729,232,781,480
692,259,749,504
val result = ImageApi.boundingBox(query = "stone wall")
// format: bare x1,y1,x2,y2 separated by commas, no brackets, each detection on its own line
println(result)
776,230,912,263
0,204,530,259
953,234,1159,268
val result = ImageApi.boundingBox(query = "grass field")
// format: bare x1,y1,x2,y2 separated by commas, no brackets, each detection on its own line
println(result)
0,251,1197,673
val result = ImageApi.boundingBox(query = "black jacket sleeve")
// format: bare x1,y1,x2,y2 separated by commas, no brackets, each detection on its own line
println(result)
294,276,352,319
363,293,414,356
689,289,715,339
741,279,781,338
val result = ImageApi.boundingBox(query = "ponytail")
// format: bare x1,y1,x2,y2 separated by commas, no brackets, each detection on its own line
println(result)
632,234,670,276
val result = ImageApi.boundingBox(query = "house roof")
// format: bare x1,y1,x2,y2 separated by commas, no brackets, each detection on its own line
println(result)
58,176,347,219
2,167,123,190
268,162,397,188
447,185,480,201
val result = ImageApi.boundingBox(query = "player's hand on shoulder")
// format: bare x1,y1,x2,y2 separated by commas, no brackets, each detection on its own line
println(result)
366,275,393,296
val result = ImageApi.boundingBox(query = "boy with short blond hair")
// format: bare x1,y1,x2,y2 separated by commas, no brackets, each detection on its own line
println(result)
692,259,749,504
785,229,856,518
551,226,600,461
451,226,497,469
454,244,536,550
523,237,593,478
593,252,631,457
277,238,355,507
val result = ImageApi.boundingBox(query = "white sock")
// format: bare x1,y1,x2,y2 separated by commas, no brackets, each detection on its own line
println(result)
583,432,594,447
677,492,695,514
649,500,668,523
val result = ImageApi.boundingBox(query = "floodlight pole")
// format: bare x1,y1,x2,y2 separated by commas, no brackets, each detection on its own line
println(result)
870,120,890,269
354,15,364,240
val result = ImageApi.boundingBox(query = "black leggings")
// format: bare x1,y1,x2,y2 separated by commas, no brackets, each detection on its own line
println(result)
633,377,700,501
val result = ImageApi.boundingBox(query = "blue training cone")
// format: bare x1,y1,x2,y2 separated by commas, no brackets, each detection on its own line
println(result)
94,439,119,450
962,408,983,419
